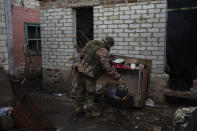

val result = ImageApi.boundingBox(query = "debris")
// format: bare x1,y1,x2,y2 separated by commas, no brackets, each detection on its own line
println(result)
136,117,140,120
52,93,63,97
153,117,159,121
0,116,14,130
0,107,13,116
173,107,197,131
0,67,14,107
174,107,196,123
152,126,162,131
145,98,154,107
11,94,56,130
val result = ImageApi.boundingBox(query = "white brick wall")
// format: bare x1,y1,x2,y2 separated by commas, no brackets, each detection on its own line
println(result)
41,8,75,70
94,0,167,78
41,0,168,82
0,0,9,70
12,0,40,9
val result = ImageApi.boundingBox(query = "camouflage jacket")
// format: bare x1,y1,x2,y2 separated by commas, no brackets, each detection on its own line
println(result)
77,40,120,80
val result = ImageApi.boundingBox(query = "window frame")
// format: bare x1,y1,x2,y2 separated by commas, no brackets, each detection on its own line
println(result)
25,23,41,55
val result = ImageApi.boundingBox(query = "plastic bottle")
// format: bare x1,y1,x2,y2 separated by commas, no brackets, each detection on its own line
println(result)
74,52,78,63
0,107,13,116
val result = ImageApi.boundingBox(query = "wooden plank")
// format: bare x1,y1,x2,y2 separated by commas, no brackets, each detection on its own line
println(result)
11,94,56,130
163,90,197,100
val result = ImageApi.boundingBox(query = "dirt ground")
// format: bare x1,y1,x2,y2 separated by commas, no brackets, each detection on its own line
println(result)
9,80,177,131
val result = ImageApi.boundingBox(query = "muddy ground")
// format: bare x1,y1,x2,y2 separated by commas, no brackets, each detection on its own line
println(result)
8,80,177,131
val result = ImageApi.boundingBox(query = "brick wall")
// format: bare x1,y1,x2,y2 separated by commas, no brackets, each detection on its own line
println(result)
40,0,169,102
12,0,40,9
0,0,9,71
40,0,156,9
94,0,167,79
12,6,41,76
40,8,74,85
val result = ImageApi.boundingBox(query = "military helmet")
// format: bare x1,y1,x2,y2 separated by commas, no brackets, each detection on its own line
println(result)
104,36,115,46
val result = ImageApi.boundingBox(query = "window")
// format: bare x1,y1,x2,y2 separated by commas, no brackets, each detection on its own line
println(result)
25,23,41,55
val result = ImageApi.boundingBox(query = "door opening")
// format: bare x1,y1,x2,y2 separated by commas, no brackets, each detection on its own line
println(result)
76,7,93,50
166,0,197,91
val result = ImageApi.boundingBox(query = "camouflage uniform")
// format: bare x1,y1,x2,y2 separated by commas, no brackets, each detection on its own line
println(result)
76,39,120,117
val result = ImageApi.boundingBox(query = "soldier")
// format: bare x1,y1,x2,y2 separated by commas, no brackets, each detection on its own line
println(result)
76,36,125,118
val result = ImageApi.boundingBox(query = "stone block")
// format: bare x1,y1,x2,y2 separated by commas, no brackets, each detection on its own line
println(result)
160,18,166,22
118,50,128,55
147,18,160,23
114,29,123,33
136,10,147,14
47,9,55,13
95,21,102,24
155,14,166,18
94,12,102,17
120,6,130,10
135,47,145,51
119,33,128,37
143,4,155,9
153,23,165,28
104,21,113,24
129,24,140,28
135,37,146,41
146,55,157,60
142,14,154,19
135,55,145,59
148,28,159,32
141,23,152,28
124,38,134,42
103,12,113,16
141,33,151,37
103,29,113,33
147,47,158,50
148,9,161,14
152,60,164,65
129,50,139,55
125,10,135,15
109,16,119,20
98,25,107,29
135,28,146,33
130,15,141,19
130,5,142,10
113,20,123,24
108,24,117,28
156,4,167,9
124,20,133,24
153,33,165,37
120,15,130,19
152,51,164,56
118,24,128,28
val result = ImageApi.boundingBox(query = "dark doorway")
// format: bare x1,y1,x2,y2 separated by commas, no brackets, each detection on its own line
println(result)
76,7,93,49
166,0,197,91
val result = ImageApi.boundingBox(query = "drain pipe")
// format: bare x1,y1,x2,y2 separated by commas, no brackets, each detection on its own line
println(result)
5,0,14,76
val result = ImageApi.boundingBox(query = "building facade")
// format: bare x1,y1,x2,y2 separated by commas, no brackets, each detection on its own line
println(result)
0,0,9,71
0,0,41,78
40,0,168,102
12,0,41,77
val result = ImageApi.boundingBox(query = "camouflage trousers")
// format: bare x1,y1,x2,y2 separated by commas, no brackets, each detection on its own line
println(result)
75,73,104,117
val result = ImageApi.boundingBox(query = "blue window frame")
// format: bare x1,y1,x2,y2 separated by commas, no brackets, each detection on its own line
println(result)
25,23,41,55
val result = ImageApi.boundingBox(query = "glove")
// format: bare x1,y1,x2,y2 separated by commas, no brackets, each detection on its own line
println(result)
117,78,124,85
116,83,128,98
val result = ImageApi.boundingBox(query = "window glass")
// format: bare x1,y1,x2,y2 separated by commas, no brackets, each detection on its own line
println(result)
25,23,41,55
